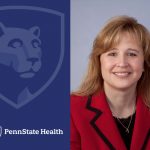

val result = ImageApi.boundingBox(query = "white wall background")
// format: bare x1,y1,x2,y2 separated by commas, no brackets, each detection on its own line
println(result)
71,0,150,91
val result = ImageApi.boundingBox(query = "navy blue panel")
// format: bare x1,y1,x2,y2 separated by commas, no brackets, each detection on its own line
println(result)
0,1,70,150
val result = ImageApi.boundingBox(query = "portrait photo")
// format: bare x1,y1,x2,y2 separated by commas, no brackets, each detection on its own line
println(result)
71,1,150,150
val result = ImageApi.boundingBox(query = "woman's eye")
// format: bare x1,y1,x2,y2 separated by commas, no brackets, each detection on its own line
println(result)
128,53,137,56
108,52,117,56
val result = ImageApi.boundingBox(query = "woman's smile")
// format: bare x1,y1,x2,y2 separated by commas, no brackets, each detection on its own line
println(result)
113,72,131,78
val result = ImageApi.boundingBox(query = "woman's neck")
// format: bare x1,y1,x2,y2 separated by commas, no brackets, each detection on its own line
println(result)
104,84,137,118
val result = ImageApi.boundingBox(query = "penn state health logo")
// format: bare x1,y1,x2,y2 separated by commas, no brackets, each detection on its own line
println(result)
0,6,65,109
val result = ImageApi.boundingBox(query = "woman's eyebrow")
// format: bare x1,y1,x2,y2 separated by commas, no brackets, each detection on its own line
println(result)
108,48,118,51
107,48,141,53
127,48,140,53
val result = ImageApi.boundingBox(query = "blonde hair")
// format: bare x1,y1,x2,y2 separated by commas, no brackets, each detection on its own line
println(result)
73,16,150,108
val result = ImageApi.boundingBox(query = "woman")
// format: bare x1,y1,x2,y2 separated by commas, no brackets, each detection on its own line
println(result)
71,16,150,150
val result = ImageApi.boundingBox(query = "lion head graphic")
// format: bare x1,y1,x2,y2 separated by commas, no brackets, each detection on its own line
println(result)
0,23,42,104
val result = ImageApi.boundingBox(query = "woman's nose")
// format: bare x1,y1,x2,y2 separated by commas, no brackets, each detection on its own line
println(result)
116,55,129,67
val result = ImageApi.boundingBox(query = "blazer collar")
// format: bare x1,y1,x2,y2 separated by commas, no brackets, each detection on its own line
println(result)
131,96,150,150
86,91,150,150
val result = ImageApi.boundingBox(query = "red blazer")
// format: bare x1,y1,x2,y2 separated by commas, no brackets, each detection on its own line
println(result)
71,92,150,150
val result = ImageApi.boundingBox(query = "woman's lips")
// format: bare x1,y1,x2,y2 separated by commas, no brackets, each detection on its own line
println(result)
113,72,131,77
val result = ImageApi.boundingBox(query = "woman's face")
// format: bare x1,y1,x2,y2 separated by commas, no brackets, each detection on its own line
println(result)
100,33,144,91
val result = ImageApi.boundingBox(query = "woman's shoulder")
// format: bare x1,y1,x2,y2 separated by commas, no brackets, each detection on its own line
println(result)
71,94,88,104
71,94,88,101
71,94,89,111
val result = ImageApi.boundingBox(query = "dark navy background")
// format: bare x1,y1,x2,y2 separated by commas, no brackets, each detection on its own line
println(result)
0,0,70,149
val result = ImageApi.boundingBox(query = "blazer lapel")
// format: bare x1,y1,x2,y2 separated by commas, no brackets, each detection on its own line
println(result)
130,97,150,150
86,92,127,150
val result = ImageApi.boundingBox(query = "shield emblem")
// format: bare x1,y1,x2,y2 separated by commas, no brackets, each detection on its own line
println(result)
0,6,65,109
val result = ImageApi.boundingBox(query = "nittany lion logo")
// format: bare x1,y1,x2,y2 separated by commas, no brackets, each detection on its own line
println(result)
0,22,42,78
0,23,42,105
